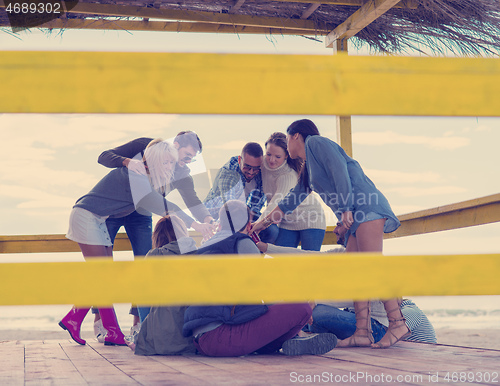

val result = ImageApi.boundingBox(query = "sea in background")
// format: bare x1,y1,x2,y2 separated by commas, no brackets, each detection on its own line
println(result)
0,297,498,333
0,295,500,332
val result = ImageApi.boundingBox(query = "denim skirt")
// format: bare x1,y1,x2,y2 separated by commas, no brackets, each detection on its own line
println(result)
66,207,112,246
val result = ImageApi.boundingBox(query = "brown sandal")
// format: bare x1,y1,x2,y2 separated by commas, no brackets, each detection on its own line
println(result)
371,307,410,349
337,304,374,348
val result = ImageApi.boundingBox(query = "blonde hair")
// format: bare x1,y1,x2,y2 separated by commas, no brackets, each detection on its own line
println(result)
143,139,178,194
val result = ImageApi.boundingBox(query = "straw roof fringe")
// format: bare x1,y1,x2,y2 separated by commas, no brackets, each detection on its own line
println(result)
1,0,500,56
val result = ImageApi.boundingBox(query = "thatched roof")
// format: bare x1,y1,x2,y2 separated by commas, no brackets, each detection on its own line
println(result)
1,0,500,56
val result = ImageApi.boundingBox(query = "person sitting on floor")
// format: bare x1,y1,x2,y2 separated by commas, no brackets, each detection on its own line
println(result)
309,299,436,344
136,214,198,324
258,222,436,345
131,215,198,355
182,199,338,357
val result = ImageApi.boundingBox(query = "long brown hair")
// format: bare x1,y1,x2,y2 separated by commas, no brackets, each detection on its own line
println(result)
265,132,303,174
152,215,188,248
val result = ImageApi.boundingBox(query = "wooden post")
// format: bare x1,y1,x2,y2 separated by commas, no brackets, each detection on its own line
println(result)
333,39,353,157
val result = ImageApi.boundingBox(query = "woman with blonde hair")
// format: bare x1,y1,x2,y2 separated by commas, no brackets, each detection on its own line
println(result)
61,139,187,347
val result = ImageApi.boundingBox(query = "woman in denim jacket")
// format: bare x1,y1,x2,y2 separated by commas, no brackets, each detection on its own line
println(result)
252,119,407,349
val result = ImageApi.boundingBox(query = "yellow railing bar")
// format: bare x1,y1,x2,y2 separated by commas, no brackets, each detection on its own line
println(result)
1,52,500,116
0,253,498,306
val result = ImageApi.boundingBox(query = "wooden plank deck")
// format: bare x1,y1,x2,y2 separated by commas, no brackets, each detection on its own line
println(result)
1,340,498,385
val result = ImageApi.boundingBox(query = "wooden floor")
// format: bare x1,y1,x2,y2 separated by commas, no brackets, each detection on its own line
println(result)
1,340,499,385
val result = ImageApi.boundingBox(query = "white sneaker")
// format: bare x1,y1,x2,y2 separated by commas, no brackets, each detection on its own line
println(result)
125,323,141,343
93,319,108,343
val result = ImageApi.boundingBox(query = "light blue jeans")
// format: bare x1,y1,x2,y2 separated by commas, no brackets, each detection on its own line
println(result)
275,228,325,251
308,304,387,343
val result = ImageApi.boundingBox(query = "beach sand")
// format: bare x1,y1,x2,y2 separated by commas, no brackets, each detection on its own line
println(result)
0,328,498,350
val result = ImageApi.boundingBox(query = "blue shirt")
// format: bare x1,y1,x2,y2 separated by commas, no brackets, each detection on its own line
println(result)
203,156,266,220
278,136,400,235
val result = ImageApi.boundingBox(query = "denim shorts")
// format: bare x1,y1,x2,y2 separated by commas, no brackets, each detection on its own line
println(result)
345,211,386,243
66,207,112,246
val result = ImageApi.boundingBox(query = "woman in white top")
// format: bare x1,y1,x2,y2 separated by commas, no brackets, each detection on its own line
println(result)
259,132,326,251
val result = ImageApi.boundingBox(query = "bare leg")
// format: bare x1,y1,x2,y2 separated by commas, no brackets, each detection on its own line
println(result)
336,300,373,347
343,220,409,348
354,218,385,252
78,243,113,260
372,299,410,348
337,219,385,348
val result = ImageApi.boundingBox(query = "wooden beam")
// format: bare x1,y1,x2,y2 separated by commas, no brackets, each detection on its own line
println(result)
333,37,349,53
0,18,327,35
332,38,353,157
325,0,402,48
1,51,500,116
0,233,129,254
0,233,201,254
336,116,353,156
1,253,499,306
301,4,321,19
63,2,318,31
230,0,246,14
386,193,500,239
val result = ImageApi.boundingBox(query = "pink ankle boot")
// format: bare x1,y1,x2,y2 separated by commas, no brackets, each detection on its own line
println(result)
99,308,128,346
59,307,90,345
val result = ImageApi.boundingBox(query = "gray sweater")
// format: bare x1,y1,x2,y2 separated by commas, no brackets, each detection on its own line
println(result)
74,167,194,226
98,137,210,222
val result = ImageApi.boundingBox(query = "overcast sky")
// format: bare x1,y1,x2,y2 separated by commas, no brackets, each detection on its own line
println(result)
1,27,499,260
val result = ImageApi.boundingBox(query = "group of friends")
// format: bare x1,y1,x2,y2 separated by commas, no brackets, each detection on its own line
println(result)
59,119,436,357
